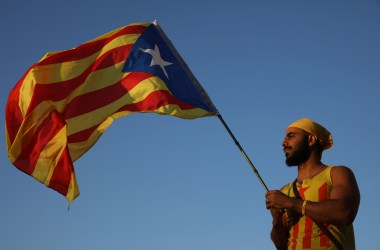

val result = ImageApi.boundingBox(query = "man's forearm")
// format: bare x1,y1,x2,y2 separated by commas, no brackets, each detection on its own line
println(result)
287,198,354,226
271,224,289,250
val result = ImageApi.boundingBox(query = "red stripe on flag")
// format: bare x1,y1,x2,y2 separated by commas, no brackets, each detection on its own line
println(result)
38,24,147,65
119,89,197,113
120,71,154,91
63,81,128,119
27,44,133,115
63,71,152,119
6,66,38,145
12,110,66,175
67,124,99,143
91,44,132,71
48,146,74,196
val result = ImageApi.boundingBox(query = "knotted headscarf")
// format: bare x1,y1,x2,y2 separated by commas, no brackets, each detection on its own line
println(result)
288,118,333,150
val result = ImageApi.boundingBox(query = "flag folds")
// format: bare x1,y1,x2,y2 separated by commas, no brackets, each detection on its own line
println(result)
6,21,218,202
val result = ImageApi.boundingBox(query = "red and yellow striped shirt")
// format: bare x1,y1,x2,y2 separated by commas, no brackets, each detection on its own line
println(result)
281,166,356,250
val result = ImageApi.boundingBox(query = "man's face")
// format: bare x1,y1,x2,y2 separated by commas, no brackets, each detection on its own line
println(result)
282,127,311,166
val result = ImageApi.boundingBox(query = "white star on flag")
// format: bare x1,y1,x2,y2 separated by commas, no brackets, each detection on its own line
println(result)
140,44,173,79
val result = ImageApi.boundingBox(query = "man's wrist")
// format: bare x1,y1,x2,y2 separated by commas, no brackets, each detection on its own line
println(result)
288,197,303,212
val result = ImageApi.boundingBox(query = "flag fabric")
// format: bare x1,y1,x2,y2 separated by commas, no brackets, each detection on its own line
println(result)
6,21,218,203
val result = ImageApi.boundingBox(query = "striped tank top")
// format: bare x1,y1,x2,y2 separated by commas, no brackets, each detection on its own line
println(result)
281,166,356,250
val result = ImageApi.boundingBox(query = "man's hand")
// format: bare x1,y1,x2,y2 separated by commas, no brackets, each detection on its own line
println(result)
266,190,294,210
266,191,291,250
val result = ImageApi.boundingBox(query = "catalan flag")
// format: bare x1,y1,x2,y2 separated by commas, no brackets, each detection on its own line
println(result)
6,21,218,203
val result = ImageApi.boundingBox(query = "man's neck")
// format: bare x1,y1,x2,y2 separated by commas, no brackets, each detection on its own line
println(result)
297,159,326,182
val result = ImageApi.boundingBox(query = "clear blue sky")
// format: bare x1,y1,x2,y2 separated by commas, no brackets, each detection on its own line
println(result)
1,1,379,249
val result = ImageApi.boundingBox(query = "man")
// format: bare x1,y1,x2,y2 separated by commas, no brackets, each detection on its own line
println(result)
265,118,360,250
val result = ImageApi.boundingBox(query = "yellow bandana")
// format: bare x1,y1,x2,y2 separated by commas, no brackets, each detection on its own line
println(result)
288,118,333,150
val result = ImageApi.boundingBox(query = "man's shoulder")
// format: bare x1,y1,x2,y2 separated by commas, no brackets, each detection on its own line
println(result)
330,165,358,186
330,165,355,176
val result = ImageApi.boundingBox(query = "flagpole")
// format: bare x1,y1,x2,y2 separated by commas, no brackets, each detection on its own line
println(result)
217,114,269,191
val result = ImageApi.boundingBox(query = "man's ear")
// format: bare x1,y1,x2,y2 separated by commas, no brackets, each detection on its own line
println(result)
308,134,319,147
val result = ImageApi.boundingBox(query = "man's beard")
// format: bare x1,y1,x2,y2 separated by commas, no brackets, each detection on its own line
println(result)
285,138,311,166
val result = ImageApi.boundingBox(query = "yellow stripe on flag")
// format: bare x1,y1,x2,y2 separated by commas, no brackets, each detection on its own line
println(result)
65,76,170,136
68,117,115,161
32,126,67,184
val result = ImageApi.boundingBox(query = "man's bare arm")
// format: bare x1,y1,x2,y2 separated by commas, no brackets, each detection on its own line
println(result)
269,208,289,250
